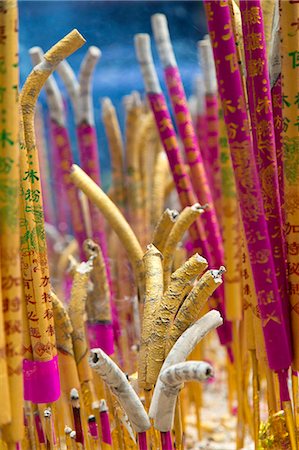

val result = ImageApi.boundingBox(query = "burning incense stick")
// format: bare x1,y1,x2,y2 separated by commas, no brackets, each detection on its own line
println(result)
240,0,291,352
68,259,93,387
151,208,179,254
156,360,213,432
138,244,163,389
20,30,85,410
70,164,144,299
134,33,206,255
89,348,151,448
151,14,224,265
162,204,206,287
149,310,223,425
84,239,114,355
204,0,295,444
29,47,87,257
165,267,225,352
145,253,208,387
0,2,23,445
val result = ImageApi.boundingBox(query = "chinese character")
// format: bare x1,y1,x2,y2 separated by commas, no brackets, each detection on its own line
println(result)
256,97,271,114
243,6,261,25
227,122,238,139
222,99,236,115
245,32,263,51
159,118,172,133
23,170,39,184
289,51,299,69
225,53,238,73
0,129,13,147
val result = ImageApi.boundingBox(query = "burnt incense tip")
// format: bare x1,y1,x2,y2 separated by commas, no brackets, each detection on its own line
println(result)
191,203,206,213
65,426,72,435
218,266,226,276
206,366,213,378
70,388,79,400
91,350,99,364
44,408,51,418
167,208,179,221
88,415,96,422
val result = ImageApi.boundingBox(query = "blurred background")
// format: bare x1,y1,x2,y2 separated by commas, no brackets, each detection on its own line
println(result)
19,1,207,188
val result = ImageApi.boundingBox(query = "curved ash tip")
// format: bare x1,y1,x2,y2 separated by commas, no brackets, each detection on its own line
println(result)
64,426,72,435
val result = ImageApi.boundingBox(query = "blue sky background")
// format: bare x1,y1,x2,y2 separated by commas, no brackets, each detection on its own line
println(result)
19,1,207,188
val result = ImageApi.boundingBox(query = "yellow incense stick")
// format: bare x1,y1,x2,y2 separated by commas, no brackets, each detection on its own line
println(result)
139,244,163,389
152,208,179,254
146,253,208,386
70,164,144,299
0,1,22,441
165,268,224,353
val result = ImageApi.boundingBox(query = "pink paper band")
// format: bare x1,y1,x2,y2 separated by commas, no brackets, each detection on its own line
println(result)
100,411,112,445
23,355,60,403
87,322,114,355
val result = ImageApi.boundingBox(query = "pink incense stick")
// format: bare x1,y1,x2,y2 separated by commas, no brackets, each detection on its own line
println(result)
204,1,291,383
49,114,70,235
77,47,119,347
198,38,222,219
205,94,221,211
138,431,148,450
50,120,87,258
134,33,206,254
99,399,112,445
240,0,291,352
135,32,232,352
160,431,173,450
34,411,46,444
151,16,232,351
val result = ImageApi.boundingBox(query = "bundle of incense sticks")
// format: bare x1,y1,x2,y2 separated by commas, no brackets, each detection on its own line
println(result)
1,1,299,449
